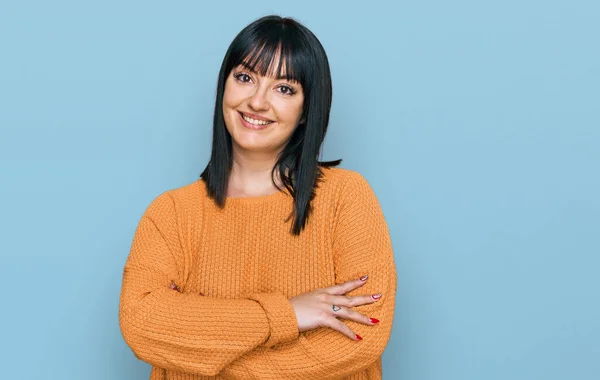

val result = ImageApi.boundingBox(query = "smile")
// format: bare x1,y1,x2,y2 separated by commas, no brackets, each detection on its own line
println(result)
238,112,275,129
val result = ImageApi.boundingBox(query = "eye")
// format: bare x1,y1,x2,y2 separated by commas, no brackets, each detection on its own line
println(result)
233,72,252,83
277,85,296,96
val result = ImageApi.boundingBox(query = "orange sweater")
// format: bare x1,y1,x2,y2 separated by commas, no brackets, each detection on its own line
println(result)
119,167,397,380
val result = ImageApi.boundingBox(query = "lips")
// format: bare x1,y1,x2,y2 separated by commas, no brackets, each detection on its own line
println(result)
239,111,273,122
238,111,275,130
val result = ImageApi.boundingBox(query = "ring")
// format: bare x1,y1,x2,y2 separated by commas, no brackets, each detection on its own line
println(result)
332,305,341,312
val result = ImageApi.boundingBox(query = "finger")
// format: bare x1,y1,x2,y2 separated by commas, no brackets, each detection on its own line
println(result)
323,315,362,341
335,307,376,326
329,304,373,326
325,275,368,295
331,294,381,308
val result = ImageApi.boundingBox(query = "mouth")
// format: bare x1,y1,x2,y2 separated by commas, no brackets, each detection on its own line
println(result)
238,111,275,130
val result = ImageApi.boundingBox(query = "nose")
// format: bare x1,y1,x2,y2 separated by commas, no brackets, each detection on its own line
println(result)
248,85,270,112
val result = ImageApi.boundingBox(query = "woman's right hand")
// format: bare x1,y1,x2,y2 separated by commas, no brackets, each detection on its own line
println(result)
288,275,382,341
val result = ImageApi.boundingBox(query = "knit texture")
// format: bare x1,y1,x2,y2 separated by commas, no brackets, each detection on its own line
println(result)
119,167,397,380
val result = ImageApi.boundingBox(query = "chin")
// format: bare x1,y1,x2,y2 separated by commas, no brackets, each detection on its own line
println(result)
230,134,265,150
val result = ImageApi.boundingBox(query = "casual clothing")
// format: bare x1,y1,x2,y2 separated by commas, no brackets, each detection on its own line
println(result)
119,167,397,379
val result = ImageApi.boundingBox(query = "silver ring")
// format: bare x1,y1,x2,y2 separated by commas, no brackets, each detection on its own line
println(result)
332,305,341,312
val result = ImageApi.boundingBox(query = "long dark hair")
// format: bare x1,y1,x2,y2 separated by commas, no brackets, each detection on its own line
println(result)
200,15,342,236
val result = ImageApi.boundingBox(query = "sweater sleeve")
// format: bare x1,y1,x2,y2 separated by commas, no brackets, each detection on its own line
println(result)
118,192,299,377
218,171,398,379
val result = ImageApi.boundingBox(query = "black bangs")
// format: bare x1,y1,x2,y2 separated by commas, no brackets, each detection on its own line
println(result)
225,18,312,87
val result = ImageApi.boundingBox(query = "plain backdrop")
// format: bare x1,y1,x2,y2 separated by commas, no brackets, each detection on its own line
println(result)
1,1,599,379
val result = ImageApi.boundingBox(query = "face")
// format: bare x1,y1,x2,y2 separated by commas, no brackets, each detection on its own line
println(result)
222,57,305,156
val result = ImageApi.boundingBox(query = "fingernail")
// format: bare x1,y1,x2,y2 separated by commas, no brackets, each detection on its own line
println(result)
370,318,380,324
355,334,363,340
371,293,382,300
359,275,368,282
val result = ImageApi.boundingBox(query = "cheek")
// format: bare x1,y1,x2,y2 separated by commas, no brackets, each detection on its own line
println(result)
290,95,305,122
222,82,235,107
223,79,245,108
274,100,304,125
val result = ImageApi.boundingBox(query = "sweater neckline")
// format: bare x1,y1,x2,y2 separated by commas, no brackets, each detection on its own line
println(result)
226,187,290,204
198,180,290,205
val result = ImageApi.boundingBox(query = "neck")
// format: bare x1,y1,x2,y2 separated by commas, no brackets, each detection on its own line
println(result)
228,148,283,196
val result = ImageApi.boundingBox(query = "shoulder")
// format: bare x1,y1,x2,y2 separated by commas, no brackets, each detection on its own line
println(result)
143,179,205,218
316,167,381,216
322,167,386,222
319,166,374,197
168,179,205,203
319,166,367,189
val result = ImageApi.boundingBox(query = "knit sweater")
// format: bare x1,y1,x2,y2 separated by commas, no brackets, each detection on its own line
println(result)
119,167,397,380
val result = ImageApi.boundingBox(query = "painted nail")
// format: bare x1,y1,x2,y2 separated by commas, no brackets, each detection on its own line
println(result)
170,281,181,292
370,318,380,324
371,293,382,300
359,275,368,282
355,334,363,340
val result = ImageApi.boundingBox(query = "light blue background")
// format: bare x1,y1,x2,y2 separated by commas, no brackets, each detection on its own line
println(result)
1,1,598,379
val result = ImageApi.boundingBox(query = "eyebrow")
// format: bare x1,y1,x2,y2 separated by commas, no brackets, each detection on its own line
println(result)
239,62,299,82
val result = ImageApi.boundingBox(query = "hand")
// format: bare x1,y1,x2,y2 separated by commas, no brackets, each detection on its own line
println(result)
289,275,382,341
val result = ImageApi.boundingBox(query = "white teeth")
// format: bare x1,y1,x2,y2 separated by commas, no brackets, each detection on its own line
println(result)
241,113,273,126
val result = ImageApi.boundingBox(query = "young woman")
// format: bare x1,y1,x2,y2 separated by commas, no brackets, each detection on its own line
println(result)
119,15,397,380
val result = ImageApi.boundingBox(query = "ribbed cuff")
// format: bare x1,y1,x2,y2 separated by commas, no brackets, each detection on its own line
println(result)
247,292,299,347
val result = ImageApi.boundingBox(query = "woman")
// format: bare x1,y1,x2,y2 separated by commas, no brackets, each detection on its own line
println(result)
119,15,397,380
